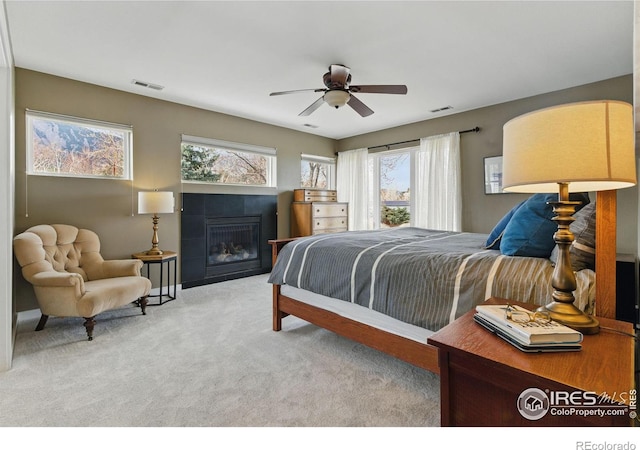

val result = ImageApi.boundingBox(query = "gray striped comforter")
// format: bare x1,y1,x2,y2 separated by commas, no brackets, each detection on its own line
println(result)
267,228,595,333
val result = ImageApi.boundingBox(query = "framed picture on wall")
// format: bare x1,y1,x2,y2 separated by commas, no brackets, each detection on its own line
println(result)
484,156,504,194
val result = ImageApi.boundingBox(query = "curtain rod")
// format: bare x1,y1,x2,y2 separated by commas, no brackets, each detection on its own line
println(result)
365,126,480,151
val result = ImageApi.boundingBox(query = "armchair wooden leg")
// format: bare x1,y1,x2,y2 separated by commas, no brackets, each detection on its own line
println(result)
139,296,148,315
83,317,96,341
35,314,49,331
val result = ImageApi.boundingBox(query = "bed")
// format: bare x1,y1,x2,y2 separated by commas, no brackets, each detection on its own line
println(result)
267,191,619,375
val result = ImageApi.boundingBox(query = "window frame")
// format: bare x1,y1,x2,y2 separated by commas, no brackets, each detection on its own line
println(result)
26,110,133,180
368,146,417,229
300,153,336,190
181,134,277,188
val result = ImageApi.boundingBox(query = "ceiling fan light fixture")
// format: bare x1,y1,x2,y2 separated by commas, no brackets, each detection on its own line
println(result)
272,65,406,117
323,90,350,108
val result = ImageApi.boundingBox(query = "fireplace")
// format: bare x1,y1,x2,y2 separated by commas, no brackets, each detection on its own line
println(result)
206,216,260,276
181,193,277,288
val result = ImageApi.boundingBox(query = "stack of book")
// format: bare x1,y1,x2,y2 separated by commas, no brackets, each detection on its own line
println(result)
474,304,583,352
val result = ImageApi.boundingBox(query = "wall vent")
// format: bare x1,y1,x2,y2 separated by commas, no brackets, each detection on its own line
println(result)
430,105,453,113
131,79,164,91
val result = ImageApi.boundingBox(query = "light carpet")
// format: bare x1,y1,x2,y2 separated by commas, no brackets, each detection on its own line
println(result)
0,274,440,427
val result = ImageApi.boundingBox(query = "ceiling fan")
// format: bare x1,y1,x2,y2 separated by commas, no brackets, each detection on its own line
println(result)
269,64,407,117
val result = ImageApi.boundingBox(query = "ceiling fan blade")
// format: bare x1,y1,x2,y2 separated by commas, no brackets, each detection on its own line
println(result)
270,88,325,96
299,97,325,116
349,85,408,95
347,94,374,117
330,64,350,87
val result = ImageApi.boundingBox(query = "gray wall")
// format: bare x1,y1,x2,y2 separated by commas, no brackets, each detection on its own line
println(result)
13,69,637,312
337,75,637,255
14,68,336,311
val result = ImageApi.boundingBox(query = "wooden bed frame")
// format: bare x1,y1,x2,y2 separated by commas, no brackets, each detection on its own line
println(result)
268,191,619,375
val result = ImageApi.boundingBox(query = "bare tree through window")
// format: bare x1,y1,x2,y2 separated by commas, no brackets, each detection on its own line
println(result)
301,161,328,188
301,155,335,189
27,112,131,179
181,139,276,187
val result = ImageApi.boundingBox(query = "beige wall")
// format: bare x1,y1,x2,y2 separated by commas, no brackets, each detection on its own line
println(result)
14,68,336,311
337,75,638,255
14,69,638,312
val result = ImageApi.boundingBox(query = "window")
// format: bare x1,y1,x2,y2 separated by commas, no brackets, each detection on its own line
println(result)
339,133,460,232
181,135,277,187
368,148,415,229
300,154,335,189
26,110,132,179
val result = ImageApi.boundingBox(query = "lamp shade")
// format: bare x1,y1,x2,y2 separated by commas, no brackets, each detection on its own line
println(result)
323,90,350,108
138,191,174,214
502,100,636,193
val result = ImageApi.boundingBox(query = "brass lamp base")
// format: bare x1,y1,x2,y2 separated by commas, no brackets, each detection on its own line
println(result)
538,302,600,335
544,182,600,335
145,214,164,256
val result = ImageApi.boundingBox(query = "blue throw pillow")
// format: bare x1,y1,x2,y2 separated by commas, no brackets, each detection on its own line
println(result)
484,200,526,249
500,192,590,258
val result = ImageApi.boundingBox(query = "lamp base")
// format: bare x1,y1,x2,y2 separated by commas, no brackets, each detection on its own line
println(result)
145,214,164,256
538,302,600,335
540,183,600,335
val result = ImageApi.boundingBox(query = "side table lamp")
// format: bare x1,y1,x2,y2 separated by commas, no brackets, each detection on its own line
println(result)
502,100,636,334
138,191,174,256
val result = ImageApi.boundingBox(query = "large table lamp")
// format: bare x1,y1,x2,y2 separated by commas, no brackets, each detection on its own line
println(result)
502,100,636,334
138,191,174,256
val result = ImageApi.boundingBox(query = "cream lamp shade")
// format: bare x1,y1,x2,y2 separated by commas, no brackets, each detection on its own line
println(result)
502,100,636,193
138,191,174,215
501,100,636,334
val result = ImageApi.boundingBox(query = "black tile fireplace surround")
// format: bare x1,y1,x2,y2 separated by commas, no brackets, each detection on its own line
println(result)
181,193,277,288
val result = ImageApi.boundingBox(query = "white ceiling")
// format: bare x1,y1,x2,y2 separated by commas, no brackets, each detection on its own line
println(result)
4,0,634,140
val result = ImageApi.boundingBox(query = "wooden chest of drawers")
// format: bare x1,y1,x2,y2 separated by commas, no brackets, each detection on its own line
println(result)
291,189,348,237
293,189,338,202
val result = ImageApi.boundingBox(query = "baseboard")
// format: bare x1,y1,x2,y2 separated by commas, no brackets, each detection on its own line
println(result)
16,309,40,332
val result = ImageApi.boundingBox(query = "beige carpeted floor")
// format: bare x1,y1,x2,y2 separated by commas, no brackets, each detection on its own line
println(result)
0,273,440,428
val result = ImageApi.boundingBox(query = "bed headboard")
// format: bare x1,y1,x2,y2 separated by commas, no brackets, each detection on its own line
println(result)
595,190,617,319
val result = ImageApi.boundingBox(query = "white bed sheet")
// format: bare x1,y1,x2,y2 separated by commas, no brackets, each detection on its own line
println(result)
281,285,434,344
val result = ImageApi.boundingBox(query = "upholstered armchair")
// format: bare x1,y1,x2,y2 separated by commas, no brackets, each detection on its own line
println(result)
13,224,152,341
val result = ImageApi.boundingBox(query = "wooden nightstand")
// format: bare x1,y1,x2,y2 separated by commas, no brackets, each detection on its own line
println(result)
132,251,177,305
427,298,636,427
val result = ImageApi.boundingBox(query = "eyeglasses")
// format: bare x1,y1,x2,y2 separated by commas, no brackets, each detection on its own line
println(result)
504,304,552,325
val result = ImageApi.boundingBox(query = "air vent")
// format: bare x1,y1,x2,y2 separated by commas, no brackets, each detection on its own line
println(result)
303,123,319,129
430,105,453,113
131,79,164,91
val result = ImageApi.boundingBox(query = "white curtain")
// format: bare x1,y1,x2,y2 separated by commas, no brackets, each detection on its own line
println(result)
413,132,461,231
337,148,369,230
